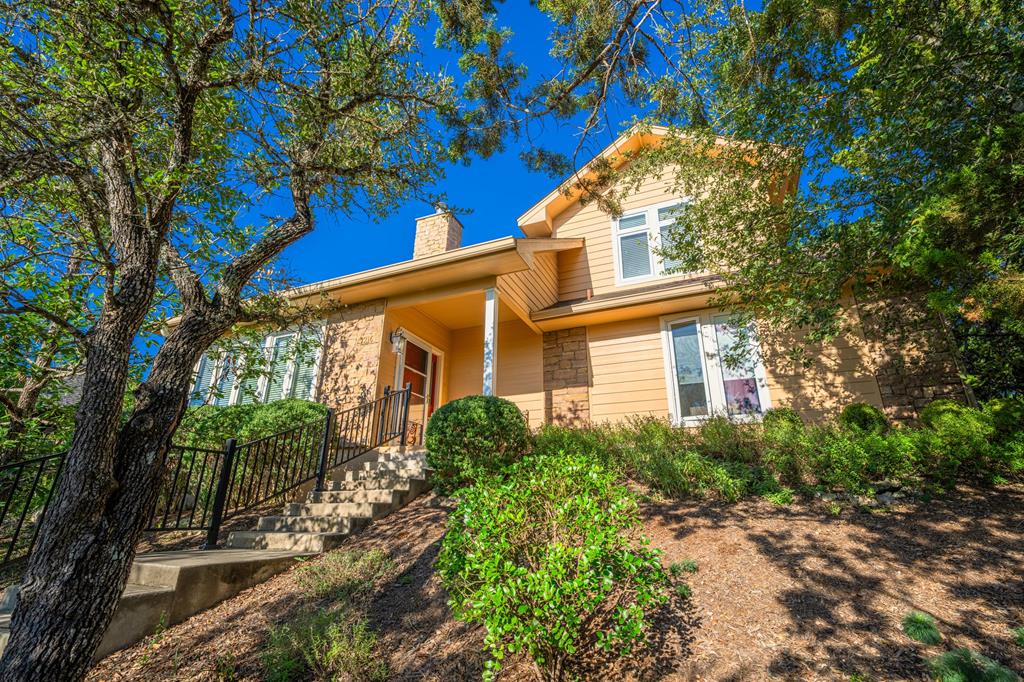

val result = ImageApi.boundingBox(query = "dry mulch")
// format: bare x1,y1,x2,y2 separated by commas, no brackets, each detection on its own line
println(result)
89,486,1024,681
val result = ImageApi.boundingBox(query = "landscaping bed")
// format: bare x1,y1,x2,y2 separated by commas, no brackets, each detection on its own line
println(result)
89,484,1023,681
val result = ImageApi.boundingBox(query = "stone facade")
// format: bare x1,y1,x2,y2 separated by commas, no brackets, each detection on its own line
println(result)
413,211,462,259
857,293,971,423
315,299,387,411
542,326,591,426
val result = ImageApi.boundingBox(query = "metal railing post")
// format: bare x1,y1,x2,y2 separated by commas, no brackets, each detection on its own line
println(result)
377,386,391,445
314,408,335,492
400,383,411,446
204,438,236,550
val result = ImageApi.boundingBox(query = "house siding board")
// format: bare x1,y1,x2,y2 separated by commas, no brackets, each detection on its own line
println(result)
316,299,387,411
447,320,545,428
497,251,558,314
587,317,669,423
553,175,682,300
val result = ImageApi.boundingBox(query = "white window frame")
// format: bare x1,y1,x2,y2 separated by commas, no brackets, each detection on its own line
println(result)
659,311,772,425
611,198,691,286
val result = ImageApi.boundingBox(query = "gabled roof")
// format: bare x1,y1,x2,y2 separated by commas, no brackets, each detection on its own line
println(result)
516,125,671,238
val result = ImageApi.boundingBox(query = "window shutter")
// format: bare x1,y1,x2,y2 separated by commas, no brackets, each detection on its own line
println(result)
212,358,236,407
189,355,216,406
264,336,292,402
292,342,319,401
238,373,261,405
619,231,652,279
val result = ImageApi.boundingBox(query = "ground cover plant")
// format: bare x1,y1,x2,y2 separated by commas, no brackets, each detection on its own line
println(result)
437,451,669,681
532,398,1024,504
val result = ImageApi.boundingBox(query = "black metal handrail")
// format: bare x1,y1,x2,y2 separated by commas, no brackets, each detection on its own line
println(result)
0,385,413,565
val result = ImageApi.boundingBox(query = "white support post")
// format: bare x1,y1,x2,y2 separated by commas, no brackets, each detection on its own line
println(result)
482,287,499,396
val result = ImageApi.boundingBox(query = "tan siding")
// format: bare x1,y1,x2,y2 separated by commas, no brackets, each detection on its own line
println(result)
554,175,684,300
446,320,545,428
497,251,558,314
587,316,670,423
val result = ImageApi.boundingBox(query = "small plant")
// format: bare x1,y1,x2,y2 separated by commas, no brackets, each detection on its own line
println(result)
213,653,237,681
901,610,942,645
437,452,668,681
827,501,843,516
675,582,692,599
1013,626,1024,648
762,487,795,505
838,402,889,435
294,548,393,600
425,395,531,493
927,647,1018,682
762,406,803,430
669,559,698,576
263,609,387,682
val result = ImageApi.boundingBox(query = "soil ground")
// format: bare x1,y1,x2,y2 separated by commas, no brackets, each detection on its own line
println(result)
88,485,1024,681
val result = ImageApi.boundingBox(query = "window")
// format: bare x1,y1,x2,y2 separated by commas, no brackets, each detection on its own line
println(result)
613,200,690,284
188,327,323,407
660,313,770,424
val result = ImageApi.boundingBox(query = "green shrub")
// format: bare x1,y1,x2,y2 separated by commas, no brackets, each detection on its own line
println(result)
436,452,668,681
919,399,996,480
533,423,611,462
694,417,759,463
294,548,393,600
668,560,698,576
424,395,530,493
761,407,803,430
839,402,889,435
176,399,327,448
675,583,692,599
926,647,1018,682
1012,626,1024,648
984,397,1024,441
901,611,942,645
263,609,387,682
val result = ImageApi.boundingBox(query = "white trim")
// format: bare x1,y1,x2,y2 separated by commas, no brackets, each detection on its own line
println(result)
659,311,772,425
611,197,693,286
482,287,499,396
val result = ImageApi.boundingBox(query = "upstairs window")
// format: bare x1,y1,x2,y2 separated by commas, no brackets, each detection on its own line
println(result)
613,200,690,284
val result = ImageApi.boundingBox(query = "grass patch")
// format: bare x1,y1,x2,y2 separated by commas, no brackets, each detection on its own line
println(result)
294,548,394,600
902,610,942,645
668,559,698,576
926,647,1018,682
264,608,387,682
1013,626,1024,648
675,582,692,599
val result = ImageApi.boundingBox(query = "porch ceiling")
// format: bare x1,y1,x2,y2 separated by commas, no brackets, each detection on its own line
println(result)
404,291,519,330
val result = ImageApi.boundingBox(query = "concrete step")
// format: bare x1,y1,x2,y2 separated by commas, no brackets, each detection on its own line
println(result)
226,530,354,553
282,500,392,518
0,549,306,659
325,475,428,492
256,514,372,534
336,466,426,483
306,488,400,504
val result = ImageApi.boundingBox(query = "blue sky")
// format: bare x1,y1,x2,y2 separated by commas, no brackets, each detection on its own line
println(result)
274,4,640,286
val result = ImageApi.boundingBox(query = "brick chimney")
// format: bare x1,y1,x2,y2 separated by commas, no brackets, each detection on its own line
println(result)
413,206,462,259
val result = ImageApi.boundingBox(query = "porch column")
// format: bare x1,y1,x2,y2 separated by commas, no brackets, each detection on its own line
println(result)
482,287,499,396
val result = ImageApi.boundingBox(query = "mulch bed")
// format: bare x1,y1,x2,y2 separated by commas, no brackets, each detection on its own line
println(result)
88,485,1024,681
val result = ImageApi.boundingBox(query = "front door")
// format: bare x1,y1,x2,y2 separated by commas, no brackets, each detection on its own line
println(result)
398,337,440,443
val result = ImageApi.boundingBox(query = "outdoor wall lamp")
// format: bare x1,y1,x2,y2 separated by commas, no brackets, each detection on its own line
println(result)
389,328,406,354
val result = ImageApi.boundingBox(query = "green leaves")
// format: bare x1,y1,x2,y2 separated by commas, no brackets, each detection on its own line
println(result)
436,452,668,680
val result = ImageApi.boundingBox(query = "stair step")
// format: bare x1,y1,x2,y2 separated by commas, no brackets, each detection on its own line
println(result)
338,467,426,483
226,531,354,553
306,488,400,504
256,515,371,533
282,501,391,518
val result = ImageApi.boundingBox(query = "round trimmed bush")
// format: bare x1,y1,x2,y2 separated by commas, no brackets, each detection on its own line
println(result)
838,402,889,435
762,407,803,430
424,395,530,493
919,399,992,433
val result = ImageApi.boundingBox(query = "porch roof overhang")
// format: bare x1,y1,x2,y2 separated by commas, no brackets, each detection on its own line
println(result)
530,276,728,331
288,236,583,306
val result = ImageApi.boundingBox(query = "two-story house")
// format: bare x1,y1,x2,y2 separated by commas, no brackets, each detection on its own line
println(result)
189,127,969,440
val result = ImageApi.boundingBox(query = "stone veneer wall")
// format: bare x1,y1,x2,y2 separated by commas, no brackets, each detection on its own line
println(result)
412,212,462,259
315,299,387,411
856,293,971,423
542,326,591,426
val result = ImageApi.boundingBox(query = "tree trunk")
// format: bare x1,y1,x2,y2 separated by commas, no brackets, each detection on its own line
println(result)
0,307,228,680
